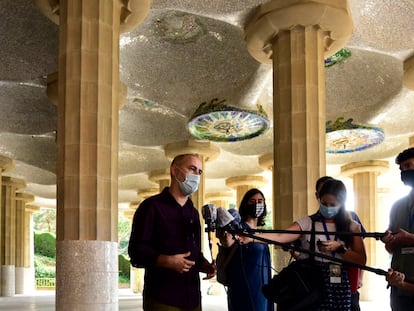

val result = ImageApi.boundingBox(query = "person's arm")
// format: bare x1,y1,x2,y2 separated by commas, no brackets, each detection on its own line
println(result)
319,226,367,265
386,269,414,292
239,222,302,245
198,254,216,279
216,229,237,248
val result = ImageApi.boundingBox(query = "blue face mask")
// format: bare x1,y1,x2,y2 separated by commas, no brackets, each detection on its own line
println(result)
319,204,340,219
175,168,200,196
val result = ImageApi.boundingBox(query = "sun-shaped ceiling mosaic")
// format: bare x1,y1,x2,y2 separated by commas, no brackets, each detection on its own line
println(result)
326,117,385,154
187,99,269,142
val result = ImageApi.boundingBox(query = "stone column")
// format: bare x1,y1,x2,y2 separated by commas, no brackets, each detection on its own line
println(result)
259,153,274,223
225,175,267,207
14,193,34,294
149,169,170,192
409,135,414,147
0,156,14,297
245,0,353,228
1,177,26,297
403,54,414,90
341,160,389,301
245,0,353,272
23,204,40,294
37,0,150,309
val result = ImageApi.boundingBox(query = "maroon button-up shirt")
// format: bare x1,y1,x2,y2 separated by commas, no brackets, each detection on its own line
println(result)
128,187,204,309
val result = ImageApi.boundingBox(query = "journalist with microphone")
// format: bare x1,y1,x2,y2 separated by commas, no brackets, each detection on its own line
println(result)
128,154,216,311
216,188,274,311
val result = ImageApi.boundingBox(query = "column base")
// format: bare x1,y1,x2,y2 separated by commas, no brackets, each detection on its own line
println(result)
56,240,118,311
1,265,15,297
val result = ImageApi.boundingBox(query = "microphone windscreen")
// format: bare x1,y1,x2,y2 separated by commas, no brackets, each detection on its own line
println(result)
202,203,217,223
227,208,241,224
216,207,235,228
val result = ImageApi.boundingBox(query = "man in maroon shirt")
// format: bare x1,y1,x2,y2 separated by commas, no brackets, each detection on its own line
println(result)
128,153,216,310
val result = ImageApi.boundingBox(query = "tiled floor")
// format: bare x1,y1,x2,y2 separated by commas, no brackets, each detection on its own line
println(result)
0,286,392,311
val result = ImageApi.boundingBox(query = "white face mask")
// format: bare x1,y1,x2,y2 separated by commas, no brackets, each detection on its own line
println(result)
175,168,200,196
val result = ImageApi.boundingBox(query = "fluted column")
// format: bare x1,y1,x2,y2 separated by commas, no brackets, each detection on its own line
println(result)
403,54,414,90
148,169,170,191
24,204,40,294
259,153,274,223
14,193,34,294
1,177,26,297
0,156,15,297
37,0,151,309
225,175,267,207
245,0,353,231
341,160,389,301
409,135,414,147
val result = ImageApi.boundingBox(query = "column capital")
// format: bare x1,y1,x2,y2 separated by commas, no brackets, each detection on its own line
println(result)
245,0,353,64
225,175,267,189
1,176,26,190
33,0,151,33
15,192,35,203
341,160,389,177
25,204,41,213
148,169,170,183
403,54,414,90
0,155,15,173
129,201,141,210
205,191,235,202
259,153,274,171
137,188,159,200
164,140,220,162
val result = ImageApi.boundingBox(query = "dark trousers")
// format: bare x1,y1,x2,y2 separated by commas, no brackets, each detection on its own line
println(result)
350,291,360,311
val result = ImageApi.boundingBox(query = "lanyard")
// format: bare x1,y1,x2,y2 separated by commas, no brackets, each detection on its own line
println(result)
321,216,338,257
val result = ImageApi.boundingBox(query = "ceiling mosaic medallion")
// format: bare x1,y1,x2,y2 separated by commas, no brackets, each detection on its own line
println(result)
324,48,352,68
187,99,269,142
326,117,385,154
153,11,206,43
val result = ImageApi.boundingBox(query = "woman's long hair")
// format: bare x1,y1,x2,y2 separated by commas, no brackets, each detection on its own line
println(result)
239,188,267,227
317,179,352,246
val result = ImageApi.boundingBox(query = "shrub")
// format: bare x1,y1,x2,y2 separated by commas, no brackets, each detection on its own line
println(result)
118,254,130,279
34,232,56,258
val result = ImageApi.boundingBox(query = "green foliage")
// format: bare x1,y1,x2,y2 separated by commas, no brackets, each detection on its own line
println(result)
34,255,55,278
33,208,56,234
118,254,131,279
34,231,56,258
118,214,132,256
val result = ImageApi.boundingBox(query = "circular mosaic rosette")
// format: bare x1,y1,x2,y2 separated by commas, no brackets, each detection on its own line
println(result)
187,109,269,142
326,127,385,154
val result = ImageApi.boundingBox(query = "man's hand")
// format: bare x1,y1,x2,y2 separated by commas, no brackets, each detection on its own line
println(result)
156,252,195,273
199,258,216,280
382,229,414,252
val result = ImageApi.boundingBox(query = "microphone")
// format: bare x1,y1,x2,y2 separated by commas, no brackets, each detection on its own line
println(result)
216,207,241,232
202,203,217,232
